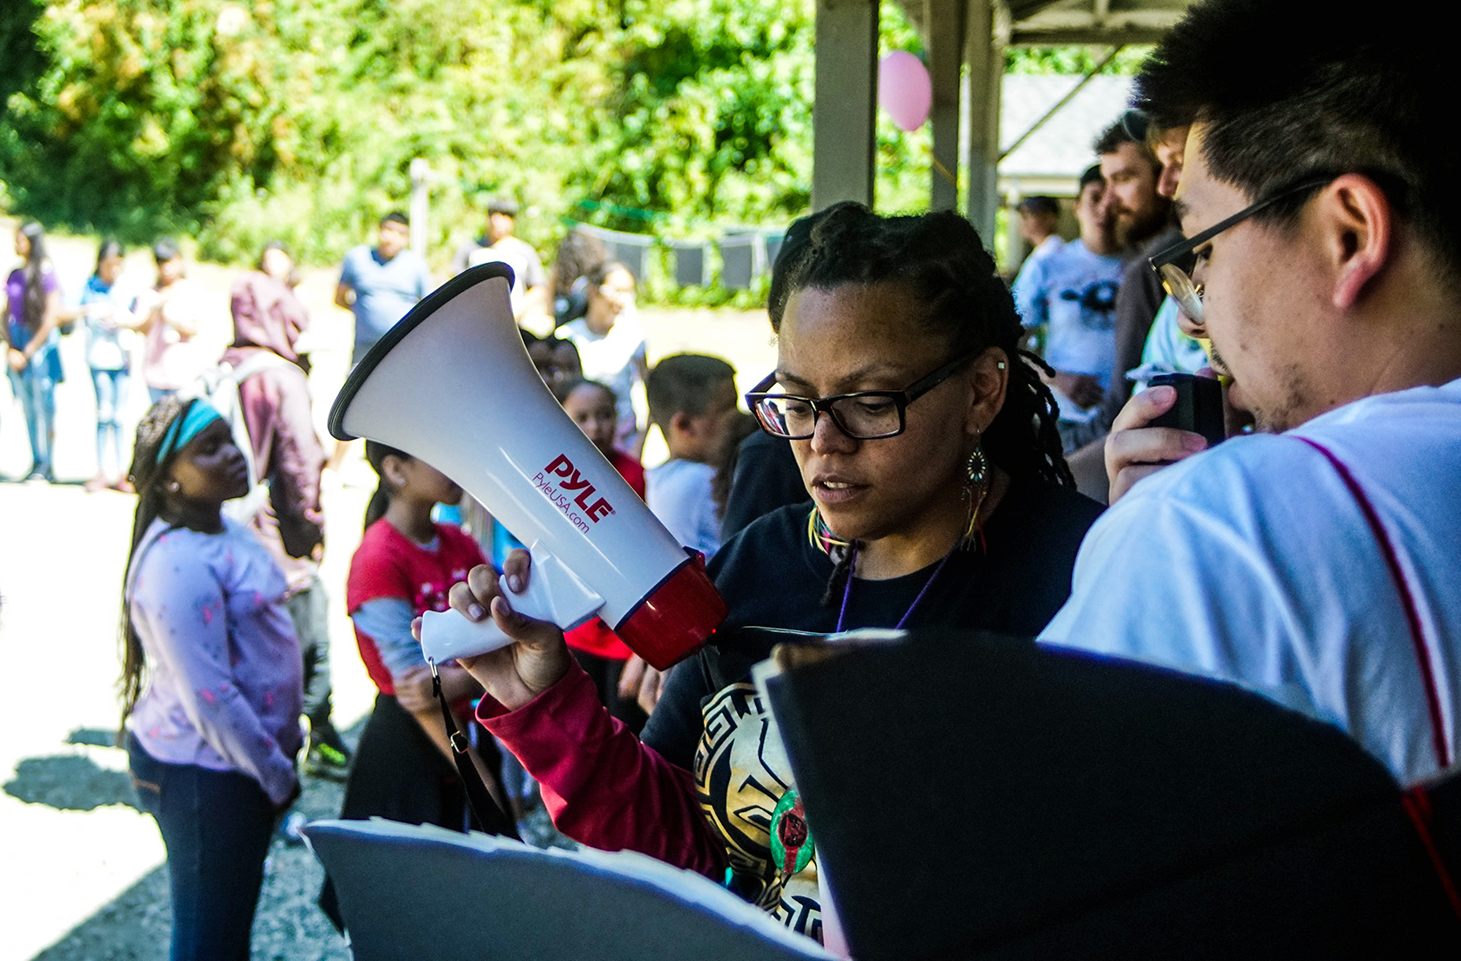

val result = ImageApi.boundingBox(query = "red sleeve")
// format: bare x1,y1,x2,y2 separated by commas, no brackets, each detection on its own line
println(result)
478,662,727,879
346,521,413,614
346,522,415,694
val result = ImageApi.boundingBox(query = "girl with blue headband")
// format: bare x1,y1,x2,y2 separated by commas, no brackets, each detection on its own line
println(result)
118,395,304,961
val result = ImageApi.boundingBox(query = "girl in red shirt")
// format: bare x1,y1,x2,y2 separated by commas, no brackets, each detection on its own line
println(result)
321,441,509,926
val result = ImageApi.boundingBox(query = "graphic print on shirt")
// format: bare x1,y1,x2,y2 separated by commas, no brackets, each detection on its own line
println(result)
695,681,822,942
1058,279,1119,331
414,567,469,615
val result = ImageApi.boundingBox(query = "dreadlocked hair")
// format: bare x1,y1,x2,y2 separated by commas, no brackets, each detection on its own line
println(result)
118,395,201,737
769,201,1074,490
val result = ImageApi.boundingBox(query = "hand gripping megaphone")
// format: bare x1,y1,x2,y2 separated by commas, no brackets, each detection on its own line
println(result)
328,263,726,670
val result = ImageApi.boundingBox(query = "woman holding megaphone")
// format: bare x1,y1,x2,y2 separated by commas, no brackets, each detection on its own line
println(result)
442,203,1103,941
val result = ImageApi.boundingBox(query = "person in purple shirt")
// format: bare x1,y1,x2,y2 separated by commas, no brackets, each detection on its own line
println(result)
3,221,63,481
121,395,303,961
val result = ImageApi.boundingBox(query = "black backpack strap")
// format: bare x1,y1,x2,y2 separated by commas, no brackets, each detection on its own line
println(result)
429,659,521,840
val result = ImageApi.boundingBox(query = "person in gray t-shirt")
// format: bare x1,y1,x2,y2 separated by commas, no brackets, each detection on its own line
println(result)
335,211,433,365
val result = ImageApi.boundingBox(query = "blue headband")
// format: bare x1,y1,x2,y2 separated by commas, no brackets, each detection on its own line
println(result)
156,398,223,465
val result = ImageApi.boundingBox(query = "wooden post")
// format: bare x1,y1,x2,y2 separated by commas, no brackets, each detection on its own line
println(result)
925,0,966,212
962,0,1003,243
409,158,431,259
812,0,880,211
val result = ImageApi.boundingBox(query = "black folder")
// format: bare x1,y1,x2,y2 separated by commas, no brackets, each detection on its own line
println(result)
759,630,1461,959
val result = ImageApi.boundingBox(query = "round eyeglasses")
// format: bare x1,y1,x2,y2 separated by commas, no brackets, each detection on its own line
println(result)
745,350,980,441
1149,176,1334,325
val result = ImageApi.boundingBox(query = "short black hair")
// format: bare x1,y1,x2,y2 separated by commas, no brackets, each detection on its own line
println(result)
587,260,633,286
1135,0,1458,271
1078,164,1104,192
381,211,409,228
95,238,124,274
363,440,411,531
553,376,615,408
487,196,520,217
1093,114,1158,172
1017,196,1059,218
152,238,181,263
646,354,736,430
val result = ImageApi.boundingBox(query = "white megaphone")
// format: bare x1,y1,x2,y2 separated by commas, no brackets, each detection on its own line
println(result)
329,263,726,671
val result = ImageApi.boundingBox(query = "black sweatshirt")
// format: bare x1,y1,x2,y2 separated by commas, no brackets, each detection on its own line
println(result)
644,476,1105,769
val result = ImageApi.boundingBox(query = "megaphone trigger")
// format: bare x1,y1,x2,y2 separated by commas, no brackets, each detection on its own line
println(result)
419,544,604,664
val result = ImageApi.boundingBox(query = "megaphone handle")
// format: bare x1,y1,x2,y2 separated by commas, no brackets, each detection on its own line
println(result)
419,548,603,663
419,608,522,663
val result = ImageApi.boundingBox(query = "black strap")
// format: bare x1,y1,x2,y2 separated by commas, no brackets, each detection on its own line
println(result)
431,661,521,840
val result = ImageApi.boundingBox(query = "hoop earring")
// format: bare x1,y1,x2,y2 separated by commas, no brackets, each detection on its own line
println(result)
960,442,990,550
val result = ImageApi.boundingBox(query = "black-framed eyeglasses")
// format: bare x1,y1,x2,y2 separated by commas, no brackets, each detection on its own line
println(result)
745,349,980,440
1149,176,1335,325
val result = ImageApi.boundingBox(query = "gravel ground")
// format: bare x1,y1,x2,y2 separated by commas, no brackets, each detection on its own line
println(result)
28,733,354,961
20,727,572,961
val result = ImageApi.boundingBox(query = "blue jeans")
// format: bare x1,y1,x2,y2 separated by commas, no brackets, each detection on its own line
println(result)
128,735,277,961
91,366,130,479
8,358,56,477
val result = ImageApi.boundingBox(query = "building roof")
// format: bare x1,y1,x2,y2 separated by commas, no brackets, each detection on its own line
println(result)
999,73,1134,196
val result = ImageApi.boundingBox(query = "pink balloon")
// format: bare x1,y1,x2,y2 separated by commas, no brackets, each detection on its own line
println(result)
878,51,932,132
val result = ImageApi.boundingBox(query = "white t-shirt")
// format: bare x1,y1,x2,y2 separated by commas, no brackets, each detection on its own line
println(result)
559,314,648,440
466,236,546,317
1010,239,1126,422
646,458,721,558
1039,378,1461,783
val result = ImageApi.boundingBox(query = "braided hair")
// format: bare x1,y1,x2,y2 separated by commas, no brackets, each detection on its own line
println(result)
118,395,200,733
769,203,1074,606
769,201,1073,490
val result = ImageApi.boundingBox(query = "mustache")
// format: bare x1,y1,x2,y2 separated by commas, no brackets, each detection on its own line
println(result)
1206,342,1230,377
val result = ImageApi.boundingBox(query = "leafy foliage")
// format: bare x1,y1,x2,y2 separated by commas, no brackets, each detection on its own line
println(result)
1006,45,1152,75
0,0,621,262
1,0,1128,278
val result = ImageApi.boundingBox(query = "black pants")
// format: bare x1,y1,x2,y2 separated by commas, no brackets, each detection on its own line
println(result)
320,693,502,928
128,736,276,961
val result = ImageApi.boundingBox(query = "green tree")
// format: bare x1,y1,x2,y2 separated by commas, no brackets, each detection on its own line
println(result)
0,0,996,271
571,0,816,233
1005,45,1152,75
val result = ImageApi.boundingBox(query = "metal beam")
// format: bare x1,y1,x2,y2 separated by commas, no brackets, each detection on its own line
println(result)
925,0,967,212
999,45,1123,161
813,0,880,211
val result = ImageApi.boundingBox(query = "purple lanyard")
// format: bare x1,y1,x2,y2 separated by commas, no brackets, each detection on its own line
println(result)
835,542,956,634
